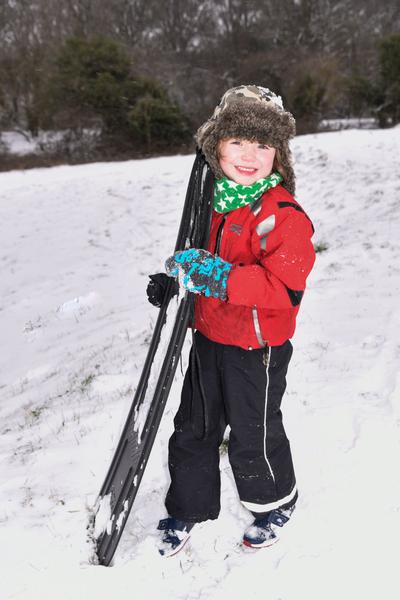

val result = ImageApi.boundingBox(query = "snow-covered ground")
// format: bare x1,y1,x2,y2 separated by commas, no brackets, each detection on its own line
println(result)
1,128,400,600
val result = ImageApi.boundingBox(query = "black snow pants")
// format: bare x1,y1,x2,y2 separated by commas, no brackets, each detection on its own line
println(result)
165,331,297,522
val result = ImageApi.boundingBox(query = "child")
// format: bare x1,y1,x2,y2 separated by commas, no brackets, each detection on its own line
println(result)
150,85,315,556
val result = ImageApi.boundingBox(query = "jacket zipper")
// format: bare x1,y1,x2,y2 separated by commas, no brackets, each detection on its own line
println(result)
252,306,266,348
263,344,271,367
215,214,266,350
214,215,227,254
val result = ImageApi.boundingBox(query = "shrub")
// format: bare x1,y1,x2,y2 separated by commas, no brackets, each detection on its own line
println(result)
128,93,190,150
343,75,379,118
288,58,341,133
377,34,400,125
0,134,8,156
46,36,190,149
49,36,131,131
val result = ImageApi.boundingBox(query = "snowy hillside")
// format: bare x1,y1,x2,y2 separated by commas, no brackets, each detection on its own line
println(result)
1,128,400,600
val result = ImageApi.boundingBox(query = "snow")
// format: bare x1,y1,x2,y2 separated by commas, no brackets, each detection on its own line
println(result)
1,128,400,599
0,129,101,156
92,494,113,540
319,117,378,130
1,130,39,155
116,501,129,533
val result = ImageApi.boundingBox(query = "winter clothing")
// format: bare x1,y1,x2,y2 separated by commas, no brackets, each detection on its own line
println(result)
157,517,194,557
165,331,297,521
146,273,178,308
166,248,232,301
196,85,296,195
214,171,282,213
243,518,278,548
158,83,314,547
194,184,315,349
243,504,295,547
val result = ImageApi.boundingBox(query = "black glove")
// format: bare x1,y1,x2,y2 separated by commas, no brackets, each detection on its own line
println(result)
146,273,179,308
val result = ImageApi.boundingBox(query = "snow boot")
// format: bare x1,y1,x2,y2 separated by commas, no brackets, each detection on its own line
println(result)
243,505,295,548
157,517,195,557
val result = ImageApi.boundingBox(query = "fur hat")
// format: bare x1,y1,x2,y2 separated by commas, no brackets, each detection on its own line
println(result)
196,85,296,195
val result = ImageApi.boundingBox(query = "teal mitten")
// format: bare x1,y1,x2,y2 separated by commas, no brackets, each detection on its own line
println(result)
165,249,232,301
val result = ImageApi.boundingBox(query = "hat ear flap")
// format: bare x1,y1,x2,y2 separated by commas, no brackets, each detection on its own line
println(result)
197,126,225,179
274,142,296,196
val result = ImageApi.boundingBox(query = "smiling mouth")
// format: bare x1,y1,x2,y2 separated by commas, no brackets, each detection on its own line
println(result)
235,166,257,174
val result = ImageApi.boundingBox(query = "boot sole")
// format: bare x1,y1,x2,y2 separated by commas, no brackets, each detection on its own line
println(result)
159,534,191,558
243,537,279,549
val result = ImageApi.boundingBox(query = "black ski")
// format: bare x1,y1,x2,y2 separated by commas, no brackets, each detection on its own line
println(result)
90,150,213,566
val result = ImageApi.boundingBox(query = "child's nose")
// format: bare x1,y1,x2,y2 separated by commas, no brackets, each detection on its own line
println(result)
240,144,256,161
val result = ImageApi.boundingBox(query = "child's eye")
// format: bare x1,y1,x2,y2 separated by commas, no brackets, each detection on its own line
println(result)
258,144,271,150
230,140,242,145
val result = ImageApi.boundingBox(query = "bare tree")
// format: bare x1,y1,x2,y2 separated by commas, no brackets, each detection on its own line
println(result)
1,0,400,134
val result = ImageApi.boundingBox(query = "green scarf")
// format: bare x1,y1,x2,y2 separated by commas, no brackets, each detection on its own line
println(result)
214,171,283,214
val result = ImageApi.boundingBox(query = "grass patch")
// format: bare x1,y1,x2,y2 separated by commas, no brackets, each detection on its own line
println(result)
23,403,48,427
314,241,329,253
80,373,95,391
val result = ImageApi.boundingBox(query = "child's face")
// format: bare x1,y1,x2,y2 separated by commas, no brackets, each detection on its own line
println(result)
218,139,276,185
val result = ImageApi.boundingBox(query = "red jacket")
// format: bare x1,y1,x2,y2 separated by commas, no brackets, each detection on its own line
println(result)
194,185,315,349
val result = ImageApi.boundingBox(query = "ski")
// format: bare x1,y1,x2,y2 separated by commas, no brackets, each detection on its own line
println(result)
90,150,213,566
